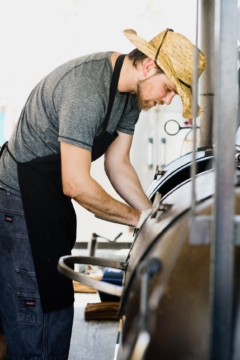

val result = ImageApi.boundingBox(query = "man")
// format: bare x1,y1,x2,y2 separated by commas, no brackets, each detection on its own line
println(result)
0,28,206,359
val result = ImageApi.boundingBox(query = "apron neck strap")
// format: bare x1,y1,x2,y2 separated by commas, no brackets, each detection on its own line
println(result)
2,142,18,164
0,141,8,159
103,54,126,131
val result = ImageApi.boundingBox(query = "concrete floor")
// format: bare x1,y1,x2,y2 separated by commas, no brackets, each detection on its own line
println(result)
68,247,128,360
68,293,119,360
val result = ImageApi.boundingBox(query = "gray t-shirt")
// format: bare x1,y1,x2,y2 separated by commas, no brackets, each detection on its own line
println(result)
0,52,140,194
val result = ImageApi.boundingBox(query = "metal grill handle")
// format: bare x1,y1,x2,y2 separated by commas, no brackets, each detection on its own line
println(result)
58,255,127,297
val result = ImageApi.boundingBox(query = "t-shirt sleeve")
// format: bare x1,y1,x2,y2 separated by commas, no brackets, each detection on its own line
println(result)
54,65,108,151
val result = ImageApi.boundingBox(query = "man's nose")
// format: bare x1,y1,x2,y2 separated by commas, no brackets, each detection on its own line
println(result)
163,92,175,105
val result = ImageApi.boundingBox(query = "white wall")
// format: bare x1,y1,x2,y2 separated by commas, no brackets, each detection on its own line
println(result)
0,0,197,97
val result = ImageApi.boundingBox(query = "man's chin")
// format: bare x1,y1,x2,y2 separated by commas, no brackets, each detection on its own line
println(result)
137,102,153,111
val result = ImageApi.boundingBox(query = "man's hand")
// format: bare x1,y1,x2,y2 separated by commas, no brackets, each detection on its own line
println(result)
60,142,141,227
136,209,152,229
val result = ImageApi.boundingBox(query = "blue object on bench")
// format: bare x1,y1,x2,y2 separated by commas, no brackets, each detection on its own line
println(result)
99,268,123,302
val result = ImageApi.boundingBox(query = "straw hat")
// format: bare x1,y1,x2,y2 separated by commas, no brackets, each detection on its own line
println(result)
123,28,207,118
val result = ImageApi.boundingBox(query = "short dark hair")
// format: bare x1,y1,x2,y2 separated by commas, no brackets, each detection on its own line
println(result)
128,48,148,67
128,48,164,74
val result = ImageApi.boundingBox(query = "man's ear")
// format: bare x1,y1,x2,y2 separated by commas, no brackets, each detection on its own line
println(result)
142,58,157,77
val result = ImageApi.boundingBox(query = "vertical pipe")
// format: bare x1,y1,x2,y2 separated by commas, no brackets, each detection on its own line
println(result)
210,0,238,359
199,0,215,148
147,137,154,169
155,107,159,167
191,0,199,217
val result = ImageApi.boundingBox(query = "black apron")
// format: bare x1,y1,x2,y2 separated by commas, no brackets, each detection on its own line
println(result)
2,54,128,313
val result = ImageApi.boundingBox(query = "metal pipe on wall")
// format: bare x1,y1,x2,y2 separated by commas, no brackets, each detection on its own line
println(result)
210,0,238,359
190,0,200,217
199,0,215,148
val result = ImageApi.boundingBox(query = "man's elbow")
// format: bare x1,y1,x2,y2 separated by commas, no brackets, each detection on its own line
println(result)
104,158,109,177
104,157,116,181
62,180,79,198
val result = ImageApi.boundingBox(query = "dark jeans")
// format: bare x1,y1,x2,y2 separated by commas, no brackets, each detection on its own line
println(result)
0,189,74,360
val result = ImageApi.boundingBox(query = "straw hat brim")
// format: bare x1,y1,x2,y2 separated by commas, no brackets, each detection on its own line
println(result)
123,29,202,118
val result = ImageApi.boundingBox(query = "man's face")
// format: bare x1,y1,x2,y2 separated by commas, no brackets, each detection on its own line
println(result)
136,72,177,110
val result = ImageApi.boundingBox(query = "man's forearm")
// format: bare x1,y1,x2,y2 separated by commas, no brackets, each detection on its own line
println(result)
60,141,147,226
105,159,152,211
72,176,141,227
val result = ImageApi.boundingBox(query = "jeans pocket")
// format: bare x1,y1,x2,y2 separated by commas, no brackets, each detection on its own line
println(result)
17,269,43,324
0,203,28,254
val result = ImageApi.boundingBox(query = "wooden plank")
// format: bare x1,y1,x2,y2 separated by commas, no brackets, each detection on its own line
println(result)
85,302,120,320
73,280,97,293
0,334,6,360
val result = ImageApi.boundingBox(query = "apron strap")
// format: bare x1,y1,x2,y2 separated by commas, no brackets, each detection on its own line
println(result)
103,54,127,131
2,142,18,164
0,141,8,158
